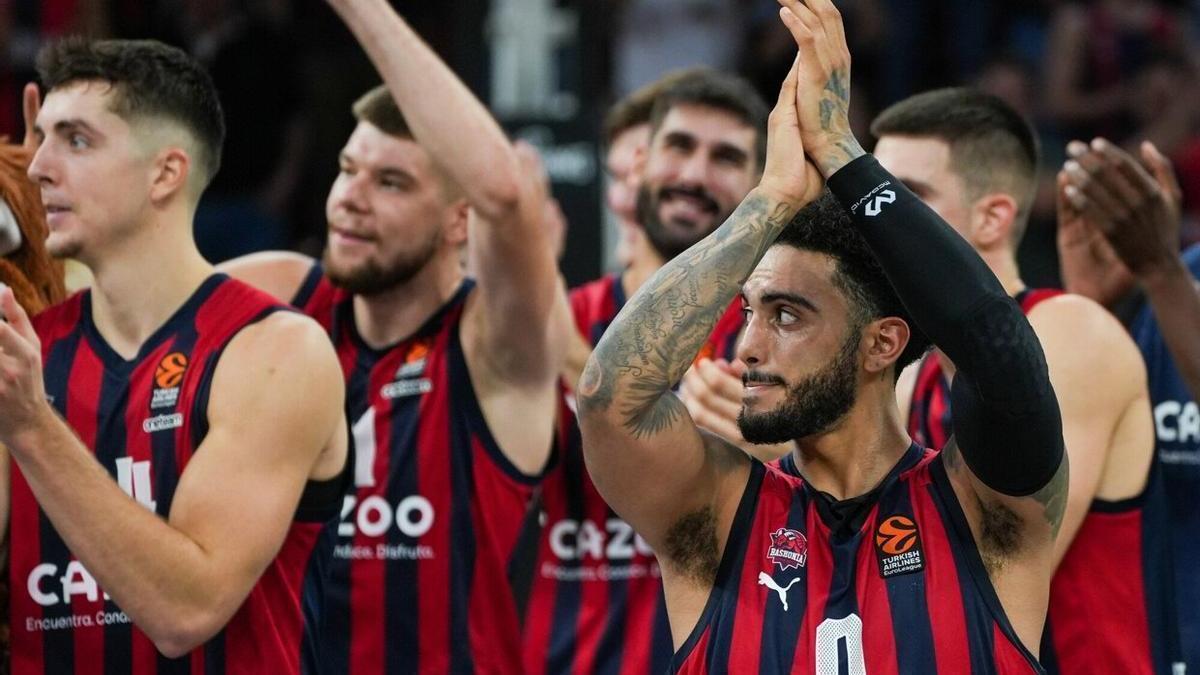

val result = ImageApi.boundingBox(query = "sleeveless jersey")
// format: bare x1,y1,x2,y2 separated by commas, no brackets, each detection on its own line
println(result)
672,445,1042,673
12,275,339,675
1131,243,1200,670
523,273,744,675
293,267,539,674
907,289,1182,674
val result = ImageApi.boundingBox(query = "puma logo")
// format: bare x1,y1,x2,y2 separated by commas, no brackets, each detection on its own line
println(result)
758,571,801,611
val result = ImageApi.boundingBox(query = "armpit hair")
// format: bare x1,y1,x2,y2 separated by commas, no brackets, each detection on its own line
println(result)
662,507,721,585
977,496,1022,574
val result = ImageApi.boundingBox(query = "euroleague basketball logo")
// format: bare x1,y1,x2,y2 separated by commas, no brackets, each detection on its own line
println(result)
155,352,188,388
151,352,189,409
874,515,925,578
766,527,808,571
383,340,433,399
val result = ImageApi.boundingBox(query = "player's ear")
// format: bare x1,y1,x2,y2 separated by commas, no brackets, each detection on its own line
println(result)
863,317,909,376
971,192,1018,251
630,144,648,185
149,146,191,204
443,199,469,247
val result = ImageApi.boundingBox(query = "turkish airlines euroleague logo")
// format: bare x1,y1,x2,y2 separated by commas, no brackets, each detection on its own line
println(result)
875,515,925,578
150,352,189,410
155,352,188,389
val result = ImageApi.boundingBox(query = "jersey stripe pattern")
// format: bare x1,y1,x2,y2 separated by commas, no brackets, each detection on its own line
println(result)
11,275,334,675
671,445,1042,674
907,288,1182,674
523,274,744,675
297,268,538,674
1133,243,1200,670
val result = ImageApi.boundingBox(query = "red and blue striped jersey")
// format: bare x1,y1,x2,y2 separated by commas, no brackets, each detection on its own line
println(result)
293,267,539,674
12,275,339,675
523,273,744,675
907,288,1182,674
672,445,1042,674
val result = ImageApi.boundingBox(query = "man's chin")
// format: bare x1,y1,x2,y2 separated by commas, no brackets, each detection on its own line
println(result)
46,236,82,260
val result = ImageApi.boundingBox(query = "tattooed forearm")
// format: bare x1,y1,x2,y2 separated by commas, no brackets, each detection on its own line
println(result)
809,67,866,178
577,191,795,439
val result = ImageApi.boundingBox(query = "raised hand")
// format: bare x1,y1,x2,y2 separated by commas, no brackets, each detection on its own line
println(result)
0,284,50,442
758,56,824,208
1061,138,1183,282
776,0,864,177
22,83,41,151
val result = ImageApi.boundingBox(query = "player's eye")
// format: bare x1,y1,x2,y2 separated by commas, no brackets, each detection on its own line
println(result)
68,134,89,150
777,308,798,326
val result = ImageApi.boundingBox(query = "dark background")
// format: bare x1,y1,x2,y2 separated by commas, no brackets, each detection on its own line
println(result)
4,0,1199,288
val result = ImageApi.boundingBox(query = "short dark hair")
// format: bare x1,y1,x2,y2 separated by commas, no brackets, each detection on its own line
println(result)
773,191,930,376
353,85,412,139
604,68,705,146
37,38,225,189
648,69,769,171
870,87,1039,243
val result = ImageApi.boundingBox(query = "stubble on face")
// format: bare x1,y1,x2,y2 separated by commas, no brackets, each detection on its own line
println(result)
737,325,862,445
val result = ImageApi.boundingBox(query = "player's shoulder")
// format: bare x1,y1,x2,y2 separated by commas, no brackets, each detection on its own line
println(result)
208,309,342,410
1027,292,1128,342
1028,291,1146,380
31,288,86,334
227,306,333,357
216,251,317,304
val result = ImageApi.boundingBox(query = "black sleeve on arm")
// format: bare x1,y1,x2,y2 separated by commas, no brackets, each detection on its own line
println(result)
827,155,1063,496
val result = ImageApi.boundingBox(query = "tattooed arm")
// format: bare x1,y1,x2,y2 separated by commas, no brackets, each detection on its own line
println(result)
779,0,1066,547
577,61,821,563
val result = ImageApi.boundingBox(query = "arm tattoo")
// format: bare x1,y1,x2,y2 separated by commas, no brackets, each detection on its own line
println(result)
944,438,1070,545
578,194,793,439
812,68,865,177
1029,455,1069,536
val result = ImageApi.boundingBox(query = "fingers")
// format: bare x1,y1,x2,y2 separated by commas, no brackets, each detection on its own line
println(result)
22,83,41,150
1063,156,1129,225
773,55,801,117
1141,141,1183,204
687,401,743,444
778,3,818,63
1092,138,1156,206
802,0,848,54
0,322,36,369
0,286,35,347
683,359,744,422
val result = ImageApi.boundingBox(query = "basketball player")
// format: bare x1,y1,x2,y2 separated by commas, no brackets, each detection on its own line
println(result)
2,39,350,674
1058,137,1196,672
603,77,658,271
870,90,1180,674
523,69,767,675
578,0,1066,670
218,0,564,670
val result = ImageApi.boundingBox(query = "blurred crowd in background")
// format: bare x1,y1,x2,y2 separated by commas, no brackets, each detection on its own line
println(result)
3,0,1200,288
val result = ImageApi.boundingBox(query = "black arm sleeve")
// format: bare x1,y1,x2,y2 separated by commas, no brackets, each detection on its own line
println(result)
827,155,1063,496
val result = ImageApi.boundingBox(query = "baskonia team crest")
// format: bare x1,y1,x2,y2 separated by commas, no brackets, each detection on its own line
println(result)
766,527,808,571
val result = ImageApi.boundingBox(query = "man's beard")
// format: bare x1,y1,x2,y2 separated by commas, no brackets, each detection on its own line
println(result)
737,327,861,444
322,231,439,296
635,183,727,261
